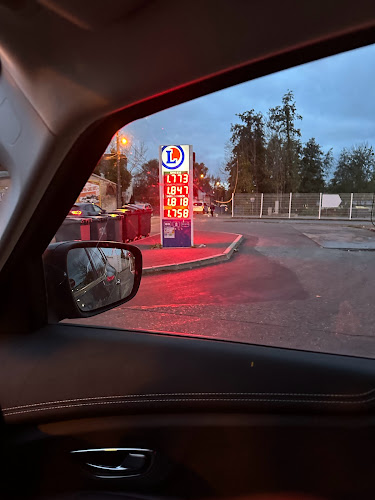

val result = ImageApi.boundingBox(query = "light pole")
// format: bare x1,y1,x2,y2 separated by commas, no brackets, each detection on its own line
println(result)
116,132,128,208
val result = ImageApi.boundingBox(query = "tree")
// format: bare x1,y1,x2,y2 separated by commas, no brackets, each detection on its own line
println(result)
94,134,149,204
133,159,159,207
265,134,284,193
193,161,211,197
330,144,375,192
299,138,332,192
267,90,302,192
209,176,227,202
125,140,148,175
226,110,269,193
94,145,132,192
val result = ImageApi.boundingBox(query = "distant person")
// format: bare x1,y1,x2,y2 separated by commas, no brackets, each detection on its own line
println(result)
210,204,215,217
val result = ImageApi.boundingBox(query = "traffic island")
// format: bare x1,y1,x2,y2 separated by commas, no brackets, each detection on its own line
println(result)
134,231,243,274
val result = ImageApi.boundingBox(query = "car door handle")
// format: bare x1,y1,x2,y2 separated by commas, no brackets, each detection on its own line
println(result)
86,463,130,472
70,448,154,479
87,452,147,471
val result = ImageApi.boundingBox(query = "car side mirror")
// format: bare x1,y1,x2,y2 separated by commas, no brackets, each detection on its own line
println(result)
43,241,142,321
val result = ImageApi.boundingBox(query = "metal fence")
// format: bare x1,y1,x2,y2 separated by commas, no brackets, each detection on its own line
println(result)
233,192,375,220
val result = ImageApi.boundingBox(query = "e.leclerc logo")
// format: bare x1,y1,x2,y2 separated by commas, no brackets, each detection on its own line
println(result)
162,145,185,170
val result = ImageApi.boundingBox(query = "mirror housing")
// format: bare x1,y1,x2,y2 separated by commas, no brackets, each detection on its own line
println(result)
43,241,142,321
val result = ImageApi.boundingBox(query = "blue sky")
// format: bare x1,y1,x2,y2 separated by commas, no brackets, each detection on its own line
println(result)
123,43,375,178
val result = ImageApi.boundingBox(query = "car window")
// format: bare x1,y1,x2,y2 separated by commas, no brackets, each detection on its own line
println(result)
92,204,103,214
87,247,106,276
54,42,375,359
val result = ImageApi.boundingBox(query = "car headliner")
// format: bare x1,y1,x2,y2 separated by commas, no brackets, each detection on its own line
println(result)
0,1,375,273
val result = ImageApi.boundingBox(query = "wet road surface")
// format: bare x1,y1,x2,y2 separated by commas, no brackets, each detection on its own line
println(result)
69,217,375,358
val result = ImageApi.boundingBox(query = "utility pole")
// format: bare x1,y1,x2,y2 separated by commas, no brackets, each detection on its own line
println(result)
116,131,121,208
116,131,129,207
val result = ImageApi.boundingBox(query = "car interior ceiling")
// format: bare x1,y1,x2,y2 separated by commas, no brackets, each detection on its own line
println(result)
0,2,374,500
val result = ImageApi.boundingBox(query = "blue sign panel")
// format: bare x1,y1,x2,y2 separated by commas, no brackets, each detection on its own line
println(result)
162,220,192,247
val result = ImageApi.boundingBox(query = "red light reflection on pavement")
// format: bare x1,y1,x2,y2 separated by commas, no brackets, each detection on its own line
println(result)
130,238,307,307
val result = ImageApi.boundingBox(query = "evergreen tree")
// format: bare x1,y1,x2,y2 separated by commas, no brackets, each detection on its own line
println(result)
299,138,331,192
226,110,269,192
268,90,302,192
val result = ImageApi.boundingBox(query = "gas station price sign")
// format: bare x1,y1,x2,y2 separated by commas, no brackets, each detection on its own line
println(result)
159,145,193,247
163,172,190,219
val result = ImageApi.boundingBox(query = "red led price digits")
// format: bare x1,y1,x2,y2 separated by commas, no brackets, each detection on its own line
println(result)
165,197,189,207
163,172,190,219
165,173,189,184
164,209,189,218
165,185,189,195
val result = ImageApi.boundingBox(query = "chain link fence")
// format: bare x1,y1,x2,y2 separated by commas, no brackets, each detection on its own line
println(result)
233,193,375,220
262,193,290,217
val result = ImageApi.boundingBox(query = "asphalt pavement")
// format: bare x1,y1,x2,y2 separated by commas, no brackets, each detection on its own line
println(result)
71,216,375,359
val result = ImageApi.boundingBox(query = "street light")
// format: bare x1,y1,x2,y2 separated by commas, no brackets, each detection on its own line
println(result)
200,174,204,178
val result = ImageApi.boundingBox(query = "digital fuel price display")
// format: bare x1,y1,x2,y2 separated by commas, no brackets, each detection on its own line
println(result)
163,173,190,219
159,145,193,247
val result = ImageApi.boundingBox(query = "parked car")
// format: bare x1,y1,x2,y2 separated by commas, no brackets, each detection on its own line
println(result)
123,202,153,215
67,246,120,311
133,202,153,214
69,202,107,217
193,201,205,214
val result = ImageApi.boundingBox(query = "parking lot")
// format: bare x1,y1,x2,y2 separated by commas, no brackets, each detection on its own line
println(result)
74,217,375,359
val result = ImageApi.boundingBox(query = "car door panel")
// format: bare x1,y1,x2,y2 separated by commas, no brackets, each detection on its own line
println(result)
0,324,374,425
1,325,374,499
4,412,375,499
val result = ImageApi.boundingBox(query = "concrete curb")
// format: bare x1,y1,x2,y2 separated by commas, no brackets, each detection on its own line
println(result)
142,234,244,275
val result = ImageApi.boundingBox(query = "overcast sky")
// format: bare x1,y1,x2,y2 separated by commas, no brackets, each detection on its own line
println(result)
122,43,375,178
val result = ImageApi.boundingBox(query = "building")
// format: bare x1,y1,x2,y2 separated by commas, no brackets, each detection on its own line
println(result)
194,184,213,205
76,173,117,211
